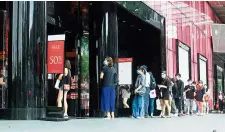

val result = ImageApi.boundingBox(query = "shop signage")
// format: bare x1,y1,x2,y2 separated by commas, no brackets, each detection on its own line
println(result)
118,58,133,85
47,34,65,73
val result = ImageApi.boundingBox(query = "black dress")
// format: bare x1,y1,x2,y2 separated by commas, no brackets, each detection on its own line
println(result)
159,78,171,100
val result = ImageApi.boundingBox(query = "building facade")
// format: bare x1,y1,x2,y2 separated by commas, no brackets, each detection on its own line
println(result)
145,1,223,110
0,1,224,120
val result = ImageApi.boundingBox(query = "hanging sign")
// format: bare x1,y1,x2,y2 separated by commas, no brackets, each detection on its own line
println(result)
47,34,65,73
118,58,133,85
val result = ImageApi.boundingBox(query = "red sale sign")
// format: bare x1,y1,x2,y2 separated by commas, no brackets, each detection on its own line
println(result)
47,34,65,73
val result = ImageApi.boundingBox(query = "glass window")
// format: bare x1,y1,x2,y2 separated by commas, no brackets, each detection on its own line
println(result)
199,55,207,85
0,10,8,108
178,42,190,85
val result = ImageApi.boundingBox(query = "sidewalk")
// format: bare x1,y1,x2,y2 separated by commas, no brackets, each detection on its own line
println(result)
0,114,223,132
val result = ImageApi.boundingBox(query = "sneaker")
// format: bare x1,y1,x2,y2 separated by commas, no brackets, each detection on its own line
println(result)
63,114,69,118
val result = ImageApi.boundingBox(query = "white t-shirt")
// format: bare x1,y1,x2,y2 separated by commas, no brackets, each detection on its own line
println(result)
145,72,151,87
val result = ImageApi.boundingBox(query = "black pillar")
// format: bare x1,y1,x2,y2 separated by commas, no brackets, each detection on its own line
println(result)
89,2,118,117
9,1,47,120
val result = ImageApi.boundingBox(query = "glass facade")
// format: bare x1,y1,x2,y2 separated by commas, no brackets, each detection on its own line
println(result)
0,1,223,119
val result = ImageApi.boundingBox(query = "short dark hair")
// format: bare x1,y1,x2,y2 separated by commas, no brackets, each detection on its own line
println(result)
175,73,181,77
192,81,196,85
187,79,192,82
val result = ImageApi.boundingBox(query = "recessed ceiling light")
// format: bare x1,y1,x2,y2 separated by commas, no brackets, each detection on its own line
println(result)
123,20,126,23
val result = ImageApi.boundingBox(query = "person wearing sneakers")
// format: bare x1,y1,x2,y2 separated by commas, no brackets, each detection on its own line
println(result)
195,80,205,116
132,66,146,119
142,65,151,118
158,71,172,118
175,73,185,116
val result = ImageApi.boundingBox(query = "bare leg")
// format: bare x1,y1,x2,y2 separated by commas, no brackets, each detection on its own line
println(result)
111,112,115,119
57,90,63,107
160,99,165,117
63,91,68,116
123,98,130,108
106,112,111,118
164,100,171,117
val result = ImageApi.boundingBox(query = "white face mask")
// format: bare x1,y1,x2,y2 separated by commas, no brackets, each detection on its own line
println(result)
161,74,166,79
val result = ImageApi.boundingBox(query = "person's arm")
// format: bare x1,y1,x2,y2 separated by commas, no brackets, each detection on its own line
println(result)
0,77,5,85
100,67,106,79
135,76,144,92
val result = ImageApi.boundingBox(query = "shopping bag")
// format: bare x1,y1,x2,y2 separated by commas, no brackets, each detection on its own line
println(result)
54,79,60,89
149,89,156,98
156,99,162,110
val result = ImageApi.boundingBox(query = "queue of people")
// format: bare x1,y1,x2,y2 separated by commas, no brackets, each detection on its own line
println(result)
99,57,223,119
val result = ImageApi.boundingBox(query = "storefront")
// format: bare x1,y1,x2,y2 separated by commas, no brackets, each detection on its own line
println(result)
145,1,223,110
0,1,166,120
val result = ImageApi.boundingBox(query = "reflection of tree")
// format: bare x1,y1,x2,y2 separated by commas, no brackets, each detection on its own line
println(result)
117,1,160,23
80,36,89,83
217,79,222,92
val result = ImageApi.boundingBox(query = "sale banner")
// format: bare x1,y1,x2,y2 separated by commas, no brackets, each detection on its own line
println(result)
47,34,65,73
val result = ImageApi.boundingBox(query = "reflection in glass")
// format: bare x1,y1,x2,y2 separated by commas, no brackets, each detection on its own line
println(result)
0,10,8,108
80,2,89,116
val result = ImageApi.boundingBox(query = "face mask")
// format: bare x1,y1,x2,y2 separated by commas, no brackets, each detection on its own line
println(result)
103,60,107,66
137,70,141,74
161,74,166,79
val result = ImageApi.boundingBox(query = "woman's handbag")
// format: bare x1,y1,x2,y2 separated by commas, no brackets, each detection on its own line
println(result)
54,79,60,89
63,84,70,91
156,99,162,110
137,87,146,96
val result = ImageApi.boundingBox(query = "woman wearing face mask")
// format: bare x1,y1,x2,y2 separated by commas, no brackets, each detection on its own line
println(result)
132,66,146,119
100,57,118,119
158,71,172,118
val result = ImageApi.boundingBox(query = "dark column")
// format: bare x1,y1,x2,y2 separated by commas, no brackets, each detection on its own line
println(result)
160,17,166,72
101,2,118,60
89,2,118,117
9,1,47,120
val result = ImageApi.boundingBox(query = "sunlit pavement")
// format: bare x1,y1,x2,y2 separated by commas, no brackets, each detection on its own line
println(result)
0,114,224,132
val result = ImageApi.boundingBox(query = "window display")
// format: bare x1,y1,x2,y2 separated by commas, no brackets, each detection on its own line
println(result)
178,41,190,85
199,54,207,85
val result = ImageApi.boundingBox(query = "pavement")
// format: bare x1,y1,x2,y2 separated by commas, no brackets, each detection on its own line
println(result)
0,114,224,132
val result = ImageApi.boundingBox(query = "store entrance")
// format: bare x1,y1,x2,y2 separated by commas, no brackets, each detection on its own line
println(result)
117,5,161,116
46,1,90,118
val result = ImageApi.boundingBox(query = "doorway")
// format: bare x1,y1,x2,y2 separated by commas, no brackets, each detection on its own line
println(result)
117,5,161,116
46,1,90,117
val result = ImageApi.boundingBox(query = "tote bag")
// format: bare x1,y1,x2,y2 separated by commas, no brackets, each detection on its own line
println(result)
156,99,162,110
149,89,156,98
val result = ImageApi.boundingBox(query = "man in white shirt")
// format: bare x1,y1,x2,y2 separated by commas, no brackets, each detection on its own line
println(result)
142,65,151,118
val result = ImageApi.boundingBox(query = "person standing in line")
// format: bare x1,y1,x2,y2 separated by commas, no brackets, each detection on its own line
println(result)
149,72,157,117
100,57,118,119
132,66,146,119
203,85,210,115
175,73,185,116
158,71,172,118
143,65,152,118
171,78,178,116
218,91,224,114
195,80,205,116
184,79,195,115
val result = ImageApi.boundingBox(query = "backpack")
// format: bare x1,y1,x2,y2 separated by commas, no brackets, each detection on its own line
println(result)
149,72,156,90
